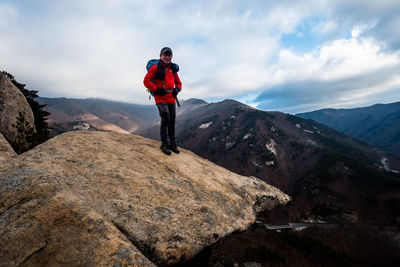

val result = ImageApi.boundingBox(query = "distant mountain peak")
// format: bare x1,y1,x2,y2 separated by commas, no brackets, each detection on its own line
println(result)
298,101,400,157
182,98,208,105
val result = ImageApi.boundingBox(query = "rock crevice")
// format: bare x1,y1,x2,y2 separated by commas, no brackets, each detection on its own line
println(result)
20,240,48,266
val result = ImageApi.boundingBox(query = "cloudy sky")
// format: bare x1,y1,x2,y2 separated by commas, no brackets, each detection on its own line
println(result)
1,0,400,113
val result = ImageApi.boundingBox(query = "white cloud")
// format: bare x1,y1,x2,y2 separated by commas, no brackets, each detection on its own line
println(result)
312,20,338,36
277,33,398,82
257,30,400,94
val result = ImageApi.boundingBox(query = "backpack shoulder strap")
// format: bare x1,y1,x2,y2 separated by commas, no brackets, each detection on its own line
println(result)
154,62,165,80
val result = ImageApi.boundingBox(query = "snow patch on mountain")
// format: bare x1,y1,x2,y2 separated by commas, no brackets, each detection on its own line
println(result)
266,161,275,166
225,142,235,150
73,122,92,131
266,139,278,156
243,133,252,140
199,122,213,129
252,160,263,168
307,139,317,146
381,157,399,173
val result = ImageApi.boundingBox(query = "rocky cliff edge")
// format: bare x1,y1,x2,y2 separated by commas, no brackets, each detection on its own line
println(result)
0,131,290,266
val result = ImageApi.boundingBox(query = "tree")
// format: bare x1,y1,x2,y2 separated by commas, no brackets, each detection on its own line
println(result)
2,71,51,153
12,112,36,154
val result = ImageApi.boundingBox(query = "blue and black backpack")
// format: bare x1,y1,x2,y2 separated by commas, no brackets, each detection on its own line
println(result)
145,59,179,97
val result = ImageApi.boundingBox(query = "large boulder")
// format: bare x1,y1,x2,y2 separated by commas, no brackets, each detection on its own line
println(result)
0,131,290,266
0,133,16,163
0,72,35,146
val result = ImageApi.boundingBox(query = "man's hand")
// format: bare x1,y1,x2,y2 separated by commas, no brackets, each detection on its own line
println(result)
155,87,166,96
172,87,180,97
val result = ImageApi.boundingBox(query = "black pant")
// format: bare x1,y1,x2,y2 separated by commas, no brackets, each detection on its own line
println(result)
156,103,176,147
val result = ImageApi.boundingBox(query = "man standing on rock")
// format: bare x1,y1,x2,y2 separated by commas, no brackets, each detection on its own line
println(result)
144,47,182,155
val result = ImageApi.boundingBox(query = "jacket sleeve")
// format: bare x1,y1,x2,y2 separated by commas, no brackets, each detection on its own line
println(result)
143,65,158,92
174,72,182,91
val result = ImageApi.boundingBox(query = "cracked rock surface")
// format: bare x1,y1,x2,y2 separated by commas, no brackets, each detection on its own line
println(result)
0,131,290,266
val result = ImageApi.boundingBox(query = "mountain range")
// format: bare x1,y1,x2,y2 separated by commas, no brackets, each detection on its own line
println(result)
37,97,159,135
297,102,400,157
39,96,400,224
139,99,400,225
37,96,400,265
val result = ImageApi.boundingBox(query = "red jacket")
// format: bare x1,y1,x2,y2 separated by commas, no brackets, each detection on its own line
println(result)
143,61,182,104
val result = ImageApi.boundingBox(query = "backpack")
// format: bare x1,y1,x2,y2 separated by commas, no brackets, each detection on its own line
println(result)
145,59,179,97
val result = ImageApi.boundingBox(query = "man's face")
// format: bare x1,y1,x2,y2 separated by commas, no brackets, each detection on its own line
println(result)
160,52,172,63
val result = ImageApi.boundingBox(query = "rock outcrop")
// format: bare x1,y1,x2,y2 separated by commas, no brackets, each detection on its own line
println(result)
0,131,290,266
0,72,36,146
0,133,16,163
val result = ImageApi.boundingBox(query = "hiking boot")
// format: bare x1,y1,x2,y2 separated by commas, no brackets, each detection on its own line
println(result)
160,145,171,155
169,145,180,154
